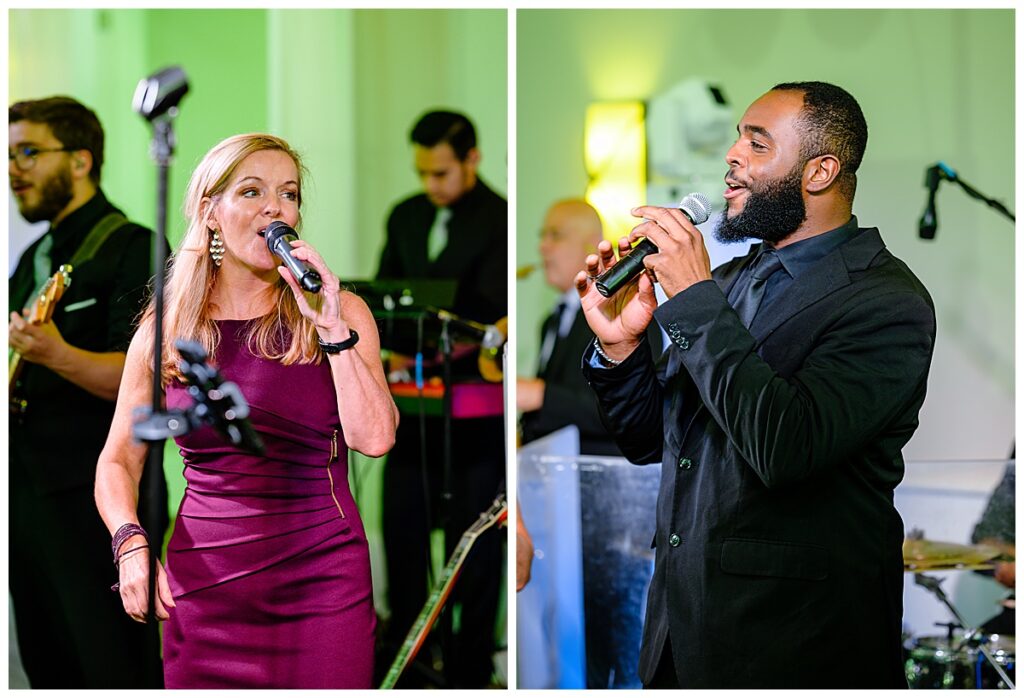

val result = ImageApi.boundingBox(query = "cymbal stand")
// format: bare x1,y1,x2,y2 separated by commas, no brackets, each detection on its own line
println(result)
913,573,1015,688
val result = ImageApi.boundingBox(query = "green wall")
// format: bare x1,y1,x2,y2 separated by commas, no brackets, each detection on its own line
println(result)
10,7,507,621
517,8,1014,461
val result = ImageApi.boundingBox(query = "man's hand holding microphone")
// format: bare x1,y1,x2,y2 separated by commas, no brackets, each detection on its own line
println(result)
575,193,712,364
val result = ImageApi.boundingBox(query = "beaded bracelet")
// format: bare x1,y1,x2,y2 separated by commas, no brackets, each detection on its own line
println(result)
592,337,623,366
111,523,148,564
110,543,152,592
115,544,150,568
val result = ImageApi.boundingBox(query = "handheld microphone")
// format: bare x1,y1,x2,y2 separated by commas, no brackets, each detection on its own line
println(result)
594,193,712,297
261,221,322,293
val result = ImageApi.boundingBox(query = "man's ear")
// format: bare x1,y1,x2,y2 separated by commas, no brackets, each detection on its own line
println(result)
71,150,93,180
465,147,481,168
805,154,841,193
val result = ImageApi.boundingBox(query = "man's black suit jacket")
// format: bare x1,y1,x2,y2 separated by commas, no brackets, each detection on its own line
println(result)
521,307,664,456
583,226,936,688
520,307,621,456
377,178,506,325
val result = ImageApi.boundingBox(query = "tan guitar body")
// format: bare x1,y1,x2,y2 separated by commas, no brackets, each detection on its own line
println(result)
9,264,72,413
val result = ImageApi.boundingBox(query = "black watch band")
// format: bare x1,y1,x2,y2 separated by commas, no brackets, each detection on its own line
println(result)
318,329,359,354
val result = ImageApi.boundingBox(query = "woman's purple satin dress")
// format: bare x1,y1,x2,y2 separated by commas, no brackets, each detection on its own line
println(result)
162,320,375,688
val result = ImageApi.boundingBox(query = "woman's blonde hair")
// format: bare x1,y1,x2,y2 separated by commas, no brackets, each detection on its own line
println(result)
137,133,322,384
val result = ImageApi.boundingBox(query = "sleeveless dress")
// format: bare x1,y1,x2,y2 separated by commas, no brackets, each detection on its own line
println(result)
162,319,375,688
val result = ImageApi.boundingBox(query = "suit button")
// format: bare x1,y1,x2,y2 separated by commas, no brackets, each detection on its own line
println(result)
678,457,693,470
677,337,690,350
669,533,682,547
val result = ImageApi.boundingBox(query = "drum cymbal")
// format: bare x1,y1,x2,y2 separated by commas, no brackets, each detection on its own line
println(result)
903,538,1001,571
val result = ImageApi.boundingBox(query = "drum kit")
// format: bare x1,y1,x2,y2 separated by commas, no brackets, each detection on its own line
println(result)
902,537,1015,689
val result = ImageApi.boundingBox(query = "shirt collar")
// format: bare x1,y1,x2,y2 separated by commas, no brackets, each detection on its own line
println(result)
766,215,860,279
555,288,580,336
557,286,580,310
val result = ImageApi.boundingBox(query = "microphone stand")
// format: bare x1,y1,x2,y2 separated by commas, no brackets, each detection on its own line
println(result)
927,161,1015,235
130,65,190,685
438,316,455,688
130,113,175,687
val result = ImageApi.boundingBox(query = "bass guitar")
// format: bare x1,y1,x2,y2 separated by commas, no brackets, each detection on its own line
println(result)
9,264,73,414
380,494,508,689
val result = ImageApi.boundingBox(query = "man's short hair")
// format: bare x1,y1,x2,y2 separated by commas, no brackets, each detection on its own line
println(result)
772,81,867,200
410,110,477,161
9,96,105,184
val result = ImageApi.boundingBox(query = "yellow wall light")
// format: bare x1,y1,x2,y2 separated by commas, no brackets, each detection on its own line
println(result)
584,101,647,244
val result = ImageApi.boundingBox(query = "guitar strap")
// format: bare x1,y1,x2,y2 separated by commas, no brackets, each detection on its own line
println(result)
22,212,131,305
69,211,130,266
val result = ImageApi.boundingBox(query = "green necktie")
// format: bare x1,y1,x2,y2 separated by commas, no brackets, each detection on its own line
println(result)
428,207,452,263
30,233,54,301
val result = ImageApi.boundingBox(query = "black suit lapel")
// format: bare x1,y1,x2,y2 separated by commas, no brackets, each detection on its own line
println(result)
536,308,560,378
715,244,760,298
545,307,587,378
748,251,850,344
749,227,886,346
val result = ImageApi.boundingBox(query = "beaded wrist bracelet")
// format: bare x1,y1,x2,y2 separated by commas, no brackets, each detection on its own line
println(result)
592,337,623,366
115,544,150,568
111,523,148,565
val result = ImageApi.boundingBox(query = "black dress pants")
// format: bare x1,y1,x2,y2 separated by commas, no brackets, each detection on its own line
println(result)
381,413,505,688
9,476,165,688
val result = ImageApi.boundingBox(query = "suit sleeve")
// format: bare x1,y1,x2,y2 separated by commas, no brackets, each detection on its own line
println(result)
468,203,508,322
656,278,935,489
581,336,665,464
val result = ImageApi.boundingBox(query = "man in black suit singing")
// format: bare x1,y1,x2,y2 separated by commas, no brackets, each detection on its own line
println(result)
577,82,936,688
376,110,506,688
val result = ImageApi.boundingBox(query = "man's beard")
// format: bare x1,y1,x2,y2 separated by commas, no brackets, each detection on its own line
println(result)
715,163,806,245
18,165,74,223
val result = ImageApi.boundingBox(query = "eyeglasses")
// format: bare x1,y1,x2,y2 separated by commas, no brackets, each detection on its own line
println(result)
8,145,74,171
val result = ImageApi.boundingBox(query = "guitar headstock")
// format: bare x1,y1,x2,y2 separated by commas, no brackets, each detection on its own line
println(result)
26,265,72,325
465,495,508,541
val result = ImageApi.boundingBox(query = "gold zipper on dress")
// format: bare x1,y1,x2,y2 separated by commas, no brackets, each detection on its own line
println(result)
326,429,346,518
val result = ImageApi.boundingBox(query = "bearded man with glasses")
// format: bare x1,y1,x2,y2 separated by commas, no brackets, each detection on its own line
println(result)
8,96,168,688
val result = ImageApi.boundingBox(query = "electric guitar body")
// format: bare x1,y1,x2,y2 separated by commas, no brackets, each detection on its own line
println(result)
9,264,72,414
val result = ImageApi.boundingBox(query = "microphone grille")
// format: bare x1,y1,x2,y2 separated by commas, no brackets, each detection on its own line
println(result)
679,192,712,225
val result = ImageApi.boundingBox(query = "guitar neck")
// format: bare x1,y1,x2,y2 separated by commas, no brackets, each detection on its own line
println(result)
380,536,476,689
380,498,507,690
